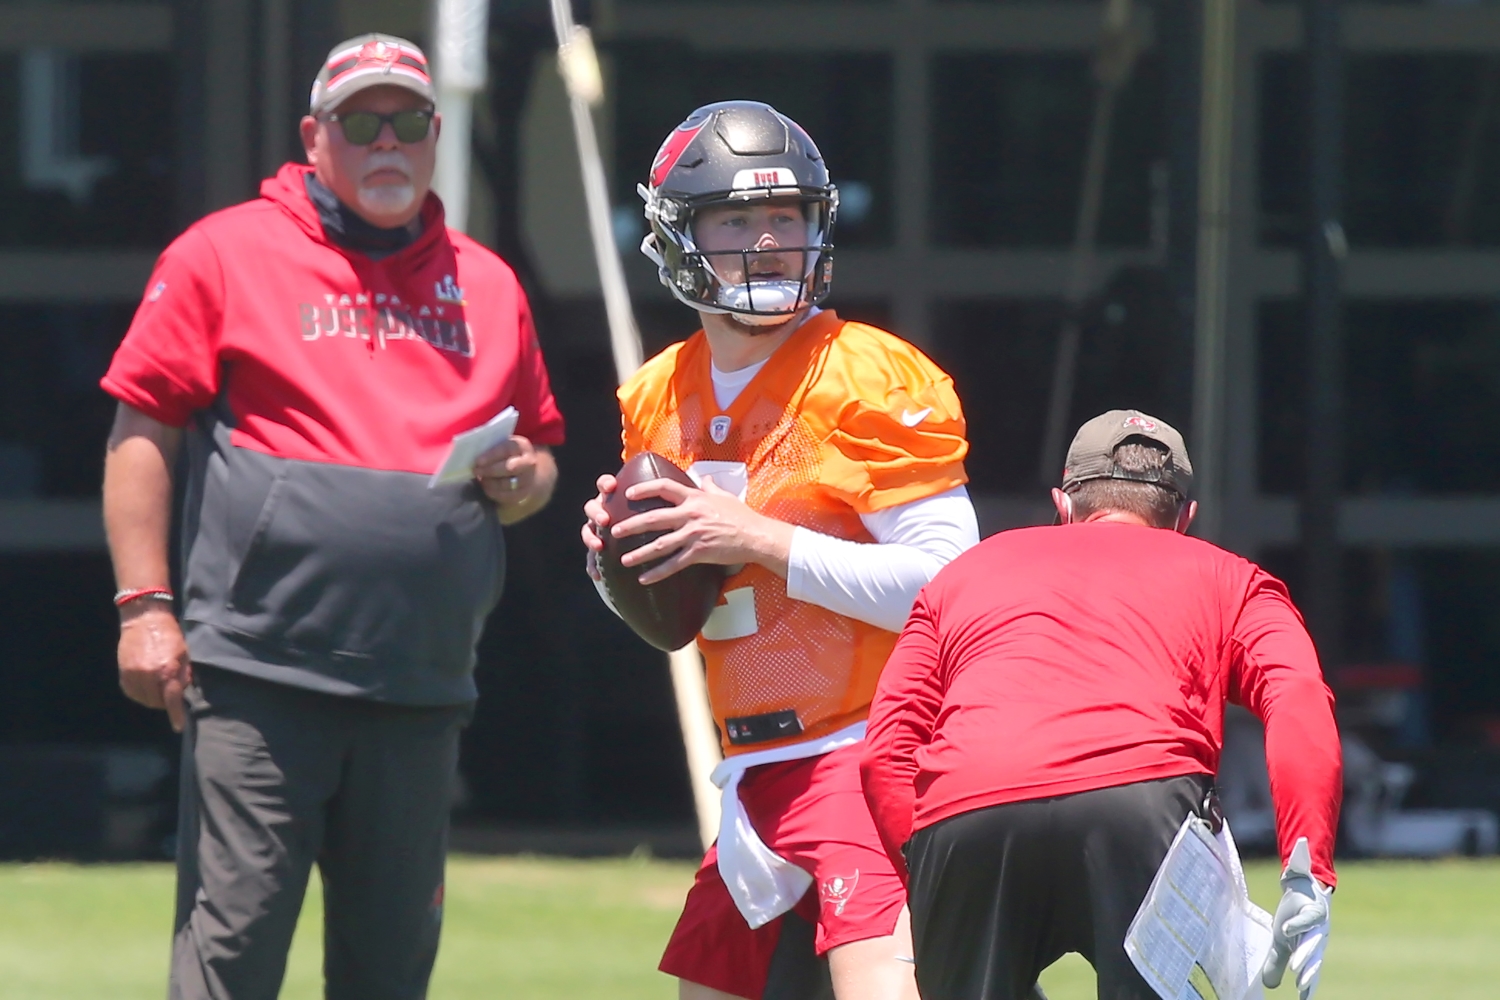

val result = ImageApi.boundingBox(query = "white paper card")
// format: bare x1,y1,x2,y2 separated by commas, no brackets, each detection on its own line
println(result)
428,406,519,488
1125,816,1273,1000
686,460,749,502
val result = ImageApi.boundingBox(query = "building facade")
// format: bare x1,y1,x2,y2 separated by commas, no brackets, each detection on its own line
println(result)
5,0,1500,842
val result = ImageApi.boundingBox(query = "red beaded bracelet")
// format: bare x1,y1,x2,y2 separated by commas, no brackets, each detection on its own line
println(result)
113,587,174,607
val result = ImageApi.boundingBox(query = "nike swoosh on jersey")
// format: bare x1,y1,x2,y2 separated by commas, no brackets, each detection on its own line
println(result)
901,407,933,427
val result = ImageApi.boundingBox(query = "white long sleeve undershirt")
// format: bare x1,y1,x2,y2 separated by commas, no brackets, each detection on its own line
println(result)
707,353,979,631
786,486,979,632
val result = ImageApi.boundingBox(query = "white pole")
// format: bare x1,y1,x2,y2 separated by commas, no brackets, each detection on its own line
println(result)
432,0,490,233
549,1,643,374
547,0,720,850
668,646,723,851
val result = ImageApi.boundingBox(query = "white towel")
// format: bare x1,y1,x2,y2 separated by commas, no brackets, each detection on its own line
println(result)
710,722,867,928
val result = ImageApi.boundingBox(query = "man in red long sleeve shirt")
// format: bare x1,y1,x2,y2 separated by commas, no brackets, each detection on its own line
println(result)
860,410,1342,1000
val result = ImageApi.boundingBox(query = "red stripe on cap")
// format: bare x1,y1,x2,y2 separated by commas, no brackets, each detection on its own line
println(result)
327,65,432,92
325,40,430,89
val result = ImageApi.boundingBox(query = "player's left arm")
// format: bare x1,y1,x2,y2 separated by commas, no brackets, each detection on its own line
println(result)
785,487,979,631
1229,574,1343,888
788,346,974,627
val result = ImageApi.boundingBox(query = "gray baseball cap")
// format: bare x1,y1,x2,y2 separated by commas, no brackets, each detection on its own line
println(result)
1061,409,1194,498
309,34,434,115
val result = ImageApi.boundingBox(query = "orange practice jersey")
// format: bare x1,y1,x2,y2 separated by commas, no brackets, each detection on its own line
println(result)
617,311,969,755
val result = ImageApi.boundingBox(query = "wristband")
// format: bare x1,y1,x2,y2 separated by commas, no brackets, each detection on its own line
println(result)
114,587,174,608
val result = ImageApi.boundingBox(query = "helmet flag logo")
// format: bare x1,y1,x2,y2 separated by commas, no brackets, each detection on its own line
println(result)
650,121,707,189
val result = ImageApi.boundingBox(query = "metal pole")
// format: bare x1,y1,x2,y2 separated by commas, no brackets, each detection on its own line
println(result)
1161,0,1200,426
1037,0,1139,484
432,0,490,233
892,0,931,348
1036,84,1118,484
1191,0,1236,542
260,0,290,178
203,0,253,211
1303,0,1346,663
547,0,718,850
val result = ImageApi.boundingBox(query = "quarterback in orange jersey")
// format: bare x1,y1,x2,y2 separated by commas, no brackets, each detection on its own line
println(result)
582,102,981,1000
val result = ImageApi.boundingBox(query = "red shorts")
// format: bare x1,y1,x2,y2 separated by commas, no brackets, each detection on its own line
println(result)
659,743,906,999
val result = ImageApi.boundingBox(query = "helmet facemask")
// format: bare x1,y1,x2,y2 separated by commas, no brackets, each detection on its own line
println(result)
641,183,838,325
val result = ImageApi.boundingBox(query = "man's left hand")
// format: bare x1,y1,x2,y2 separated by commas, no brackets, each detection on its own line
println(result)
610,475,794,584
476,436,557,525
1261,837,1332,1000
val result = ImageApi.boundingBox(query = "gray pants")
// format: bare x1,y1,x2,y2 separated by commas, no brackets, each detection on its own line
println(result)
170,666,470,1000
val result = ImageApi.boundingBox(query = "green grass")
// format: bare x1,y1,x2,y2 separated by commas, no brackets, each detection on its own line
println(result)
0,854,687,1000
0,855,1496,998
1038,858,1500,1000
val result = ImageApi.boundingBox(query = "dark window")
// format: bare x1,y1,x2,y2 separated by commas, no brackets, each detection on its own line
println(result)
1261,546,1500,747
0,554,167,745
930,53,1164,247
1,305,133,499
612,46,894,247
1261,54,1500,247
930,269,1187,494
1260,299,1500,494
0,54,174,248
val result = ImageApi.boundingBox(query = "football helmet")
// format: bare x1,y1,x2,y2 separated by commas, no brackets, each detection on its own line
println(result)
639,101,838,325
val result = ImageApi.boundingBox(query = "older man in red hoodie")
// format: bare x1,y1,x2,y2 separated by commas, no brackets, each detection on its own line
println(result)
100,35,563,1000
861,411,1342,1000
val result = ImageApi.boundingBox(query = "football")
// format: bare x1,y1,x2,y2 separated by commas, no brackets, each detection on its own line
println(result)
598,451,727,651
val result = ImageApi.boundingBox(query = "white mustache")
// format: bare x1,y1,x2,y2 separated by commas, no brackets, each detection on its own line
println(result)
361,152,412,184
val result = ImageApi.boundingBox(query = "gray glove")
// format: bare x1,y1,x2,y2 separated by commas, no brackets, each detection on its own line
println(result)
1260,837,1332,999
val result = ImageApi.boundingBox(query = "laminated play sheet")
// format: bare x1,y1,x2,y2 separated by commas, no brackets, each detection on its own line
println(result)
1125,816,1273,1000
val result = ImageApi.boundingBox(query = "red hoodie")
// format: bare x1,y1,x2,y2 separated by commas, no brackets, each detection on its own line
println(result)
101,165,564,705
103,163,563,469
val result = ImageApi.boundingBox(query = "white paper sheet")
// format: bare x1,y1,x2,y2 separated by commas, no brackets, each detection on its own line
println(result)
428,406,519,488
1125,816,1273,1000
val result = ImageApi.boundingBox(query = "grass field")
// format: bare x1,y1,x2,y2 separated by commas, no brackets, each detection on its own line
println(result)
0,854,1496,998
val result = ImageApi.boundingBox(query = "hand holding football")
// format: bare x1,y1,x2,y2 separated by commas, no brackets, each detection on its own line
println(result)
596,452,726,651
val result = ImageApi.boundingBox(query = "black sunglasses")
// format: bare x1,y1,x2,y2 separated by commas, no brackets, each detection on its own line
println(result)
323,109,433,145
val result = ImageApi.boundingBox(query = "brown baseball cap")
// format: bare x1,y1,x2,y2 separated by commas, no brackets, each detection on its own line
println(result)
309,34,434,116
1061,409,1194,498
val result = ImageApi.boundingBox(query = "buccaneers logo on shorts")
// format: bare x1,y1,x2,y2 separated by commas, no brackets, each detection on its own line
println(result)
820,871,860,916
